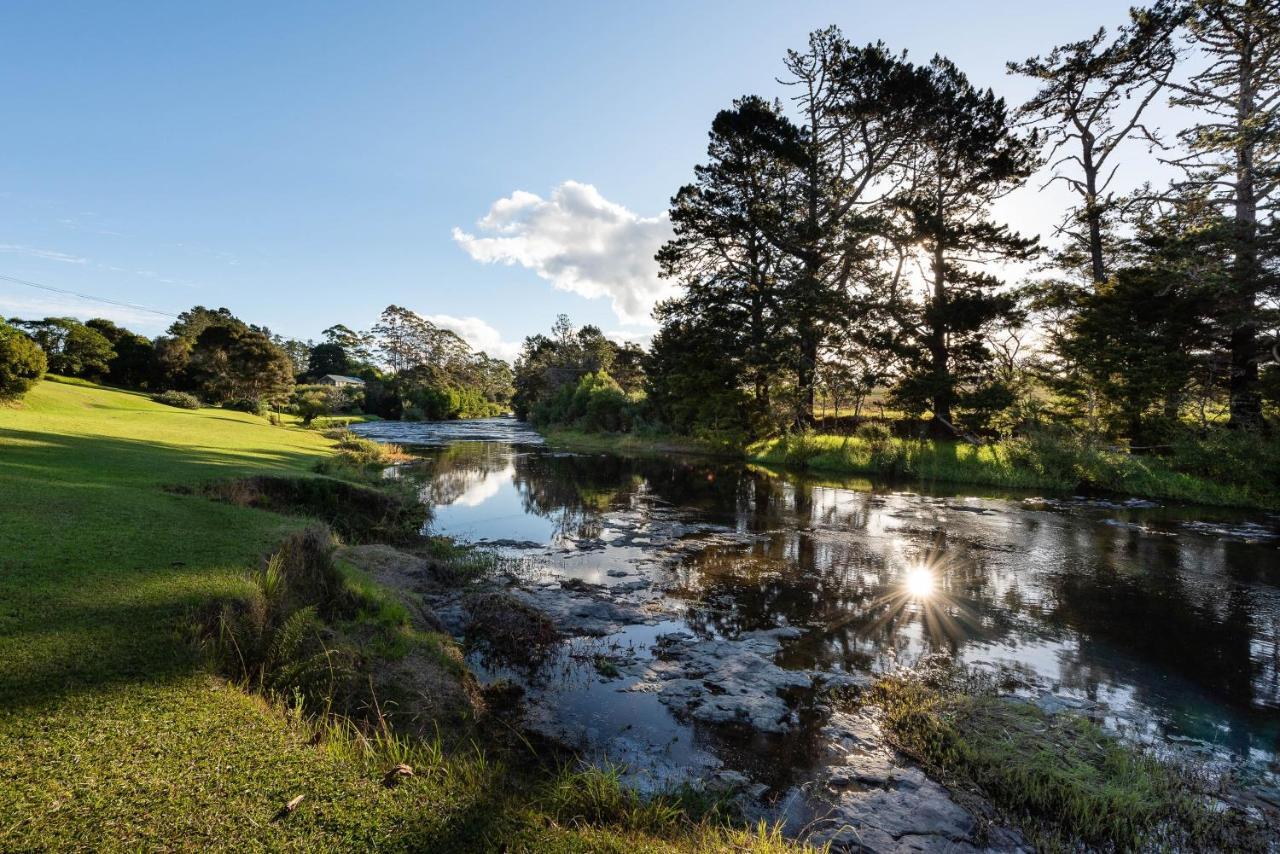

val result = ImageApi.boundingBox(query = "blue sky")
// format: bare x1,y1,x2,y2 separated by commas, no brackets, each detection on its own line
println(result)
0,0,1160,359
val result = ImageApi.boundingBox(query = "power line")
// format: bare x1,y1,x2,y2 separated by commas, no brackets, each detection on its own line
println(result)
0,273,179,319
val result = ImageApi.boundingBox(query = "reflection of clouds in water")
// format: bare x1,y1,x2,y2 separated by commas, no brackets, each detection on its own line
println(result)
446,464,515,507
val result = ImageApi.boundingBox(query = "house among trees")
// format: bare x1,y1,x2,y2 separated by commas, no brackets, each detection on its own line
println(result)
318,374,365,388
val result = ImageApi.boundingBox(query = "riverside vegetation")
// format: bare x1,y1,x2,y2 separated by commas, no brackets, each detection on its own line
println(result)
0,378,808,852
2,379,1273,849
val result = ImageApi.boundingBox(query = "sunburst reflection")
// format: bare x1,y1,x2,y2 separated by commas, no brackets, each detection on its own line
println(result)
903,564,936,599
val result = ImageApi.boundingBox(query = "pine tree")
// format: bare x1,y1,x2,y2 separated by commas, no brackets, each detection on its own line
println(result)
1164,0,1280,429
889,57,1039,433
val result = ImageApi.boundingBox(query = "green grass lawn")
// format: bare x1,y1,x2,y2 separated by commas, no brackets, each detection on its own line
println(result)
0,379,808,852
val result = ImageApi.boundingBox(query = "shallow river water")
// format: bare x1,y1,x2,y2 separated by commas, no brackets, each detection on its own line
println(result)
355,417,1280,840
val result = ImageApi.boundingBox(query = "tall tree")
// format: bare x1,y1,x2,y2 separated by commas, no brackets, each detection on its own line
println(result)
86,318,157,389
780,31,932,425
890,57,1039,432
188,324,294,404
8,317,116,379
1010,3,1181,283
1164,0,1280,428
656,96,803,427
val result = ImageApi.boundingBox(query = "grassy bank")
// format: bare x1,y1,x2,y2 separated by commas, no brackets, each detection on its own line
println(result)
869,662,1268,851
542,426,740,458
0,380,809,852
539,423,1278,509
747,432,1278,509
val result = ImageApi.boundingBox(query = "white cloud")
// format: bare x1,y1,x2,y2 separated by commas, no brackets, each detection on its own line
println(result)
604,328,654,350
422,313,522,362
453,181,674,326
0,243,87,265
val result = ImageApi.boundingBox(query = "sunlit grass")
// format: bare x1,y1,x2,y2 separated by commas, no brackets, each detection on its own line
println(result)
747,432,1275,509
0,379,814,852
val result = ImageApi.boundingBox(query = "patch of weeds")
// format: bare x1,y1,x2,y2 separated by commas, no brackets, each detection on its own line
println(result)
538,765,731,835
199,474,426,544
463,591,560,670
868,658,1269,851
421,537,505,583
315,431,415,473
592,654,621,679
194,527,366,711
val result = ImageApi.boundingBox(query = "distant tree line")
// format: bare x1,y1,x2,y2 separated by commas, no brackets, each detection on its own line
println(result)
0,305,513,421
520,2,1278,446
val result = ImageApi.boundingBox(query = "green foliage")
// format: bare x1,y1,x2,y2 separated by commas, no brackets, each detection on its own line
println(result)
9,316,116,379
749,427,1279,508
293,387,334,424
404,381,505,420
871,663,1267,851
512,315,636,424
86,318,157,389
189,323,295,406
151,389,201,409
0,320,47,400
223,396,266,415
530,370,637,432
200,528,366,709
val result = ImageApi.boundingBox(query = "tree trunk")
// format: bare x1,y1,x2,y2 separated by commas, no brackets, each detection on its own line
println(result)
796,327,818,429
1081,135,1107,285
929,216,952,434
1228,43,1263,430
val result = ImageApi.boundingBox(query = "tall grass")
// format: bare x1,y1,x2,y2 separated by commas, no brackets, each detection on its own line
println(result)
748,427,1277,508
870,663,1267,851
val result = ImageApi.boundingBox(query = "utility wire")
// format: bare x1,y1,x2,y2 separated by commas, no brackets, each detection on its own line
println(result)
0,273,179,319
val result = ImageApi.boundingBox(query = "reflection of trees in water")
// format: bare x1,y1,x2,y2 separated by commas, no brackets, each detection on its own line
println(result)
1038,524,1280,756
411,441,515,507
418,443,1280,758
507,452,745,543
670,469,1280,760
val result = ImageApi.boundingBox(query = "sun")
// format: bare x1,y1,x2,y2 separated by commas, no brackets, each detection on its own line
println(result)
903,565,936,599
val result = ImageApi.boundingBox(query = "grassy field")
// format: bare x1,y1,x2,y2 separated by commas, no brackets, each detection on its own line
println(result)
0,379,809,852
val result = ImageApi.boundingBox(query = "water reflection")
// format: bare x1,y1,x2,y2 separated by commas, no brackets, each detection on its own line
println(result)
377,426,1280,770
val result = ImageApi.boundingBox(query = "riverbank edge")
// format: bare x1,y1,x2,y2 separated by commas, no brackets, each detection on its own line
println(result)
194,431,823,852
539,426,1279,511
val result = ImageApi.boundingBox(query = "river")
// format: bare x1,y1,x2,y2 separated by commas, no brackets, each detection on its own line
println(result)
354,417,1280,841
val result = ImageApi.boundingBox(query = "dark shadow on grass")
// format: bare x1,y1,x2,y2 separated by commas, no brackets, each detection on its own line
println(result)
0,427,332,708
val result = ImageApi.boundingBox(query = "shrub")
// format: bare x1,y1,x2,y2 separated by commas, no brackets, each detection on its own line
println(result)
223,397,265,416
198,527,363,708
152,390,201,409
0,322,47,401
1167,428,1280,499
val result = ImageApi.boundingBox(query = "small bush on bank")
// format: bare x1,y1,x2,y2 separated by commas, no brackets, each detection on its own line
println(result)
0,322,47,402
197,527,363,704
223,397,266,416
152,390,201,409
